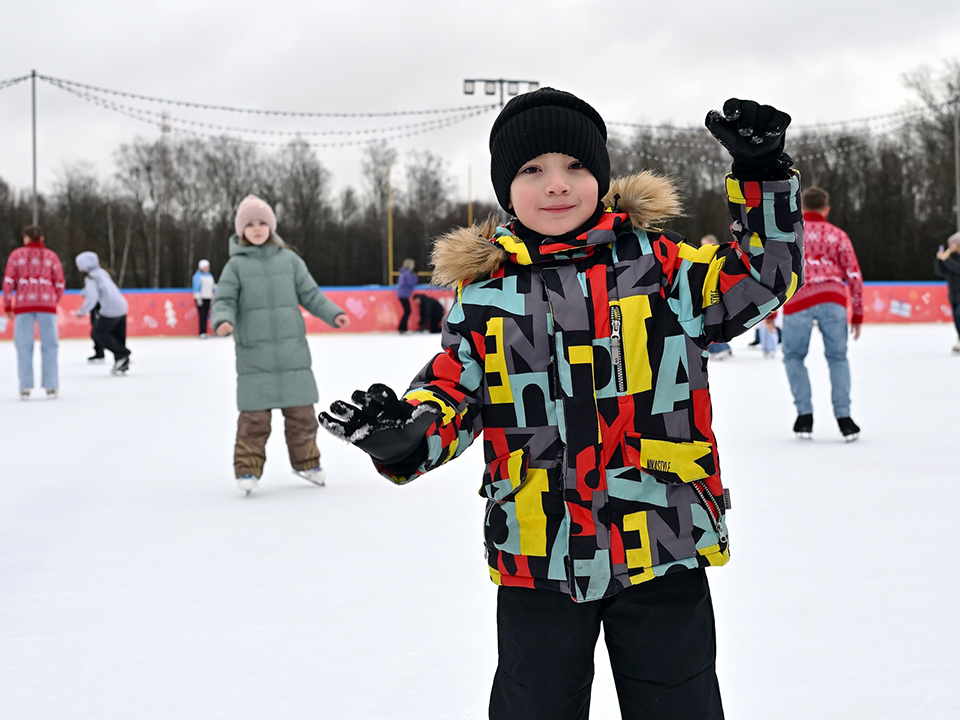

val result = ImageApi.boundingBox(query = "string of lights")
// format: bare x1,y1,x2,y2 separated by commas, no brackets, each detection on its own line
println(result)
48,82,493,149
45,78,494,138
0,74,30,91
607,97,956,135
608,116,924,167
36,73,499,118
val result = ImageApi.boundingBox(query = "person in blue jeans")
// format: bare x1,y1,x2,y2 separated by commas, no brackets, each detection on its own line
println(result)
3,226,66,399
780,186,863,441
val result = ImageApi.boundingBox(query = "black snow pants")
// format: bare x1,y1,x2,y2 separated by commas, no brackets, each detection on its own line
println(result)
93,314,130,361
489,569,724,720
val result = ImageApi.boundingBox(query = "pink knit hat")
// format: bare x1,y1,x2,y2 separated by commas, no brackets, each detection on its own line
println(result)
234,195,277,238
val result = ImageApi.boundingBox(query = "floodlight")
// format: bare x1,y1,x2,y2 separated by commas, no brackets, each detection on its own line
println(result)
484,81,496,95
507,82,518,96
463,80,475,95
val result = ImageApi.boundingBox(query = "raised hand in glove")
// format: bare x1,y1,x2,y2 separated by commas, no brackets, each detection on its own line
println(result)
705,98,793,180
318,383,439,469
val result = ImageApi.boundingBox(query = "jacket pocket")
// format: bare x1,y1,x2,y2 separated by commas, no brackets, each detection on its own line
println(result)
479,447,529,504
623,433,716,484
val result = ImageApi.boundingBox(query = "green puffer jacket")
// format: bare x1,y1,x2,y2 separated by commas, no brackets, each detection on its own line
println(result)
211,235,344,412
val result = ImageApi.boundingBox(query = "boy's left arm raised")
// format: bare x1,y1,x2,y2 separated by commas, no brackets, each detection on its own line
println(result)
671,99,804,345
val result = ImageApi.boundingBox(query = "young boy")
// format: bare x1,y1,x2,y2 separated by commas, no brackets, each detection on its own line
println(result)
320,88,803,719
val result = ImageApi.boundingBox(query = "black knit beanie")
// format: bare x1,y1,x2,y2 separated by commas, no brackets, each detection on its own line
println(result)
489,87,610,213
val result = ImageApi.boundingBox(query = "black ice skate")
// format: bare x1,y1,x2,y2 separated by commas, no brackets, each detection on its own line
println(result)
837,416,860,442
793,413,813,439
111,355,131,375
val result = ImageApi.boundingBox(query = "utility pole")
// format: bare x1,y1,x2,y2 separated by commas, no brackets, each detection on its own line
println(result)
387,164,394,285
954,95,960,232
31,69,37,225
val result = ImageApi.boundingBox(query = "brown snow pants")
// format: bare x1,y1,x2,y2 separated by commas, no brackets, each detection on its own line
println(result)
234,405,320,479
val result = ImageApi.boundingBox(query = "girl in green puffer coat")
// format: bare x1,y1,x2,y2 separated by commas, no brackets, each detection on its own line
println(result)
212,195,350,495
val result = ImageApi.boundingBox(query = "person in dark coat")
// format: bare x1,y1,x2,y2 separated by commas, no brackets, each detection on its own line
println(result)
935,230,960,354
415,294,444,333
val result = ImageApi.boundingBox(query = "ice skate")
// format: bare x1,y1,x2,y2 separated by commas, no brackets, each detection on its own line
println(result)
88,355,106,363
111,355,131,375
19,389,30,401
711,348,733,360
45,388,58,399
952,340,960,355
294,466,326,486
837,416,860,442
793,413,813,439
237,476,259,496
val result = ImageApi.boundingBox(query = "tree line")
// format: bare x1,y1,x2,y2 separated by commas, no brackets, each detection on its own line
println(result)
2,62,957,288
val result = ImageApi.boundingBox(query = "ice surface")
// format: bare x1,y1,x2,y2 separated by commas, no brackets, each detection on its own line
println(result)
1,324,958,719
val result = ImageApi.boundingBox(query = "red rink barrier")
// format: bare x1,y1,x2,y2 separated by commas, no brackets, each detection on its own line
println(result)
0,283,952,340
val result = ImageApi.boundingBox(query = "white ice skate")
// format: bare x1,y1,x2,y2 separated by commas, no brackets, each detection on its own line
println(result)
952,340,960,355
19,389,30,401
294,467,326,486
237,476,259,496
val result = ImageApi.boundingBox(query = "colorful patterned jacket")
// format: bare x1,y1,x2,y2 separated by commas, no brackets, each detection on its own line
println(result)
381,171,803,602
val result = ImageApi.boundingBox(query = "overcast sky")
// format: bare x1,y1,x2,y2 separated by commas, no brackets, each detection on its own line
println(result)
3,0,960,207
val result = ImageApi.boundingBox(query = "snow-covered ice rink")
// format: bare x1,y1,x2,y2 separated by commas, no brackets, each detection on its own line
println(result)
2,323,958,719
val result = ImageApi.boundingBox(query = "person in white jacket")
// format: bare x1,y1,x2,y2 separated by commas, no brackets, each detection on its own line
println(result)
75,251,131,375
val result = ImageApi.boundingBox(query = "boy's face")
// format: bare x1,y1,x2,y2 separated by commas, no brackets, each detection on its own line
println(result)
243,220,271,245
509,153,598,236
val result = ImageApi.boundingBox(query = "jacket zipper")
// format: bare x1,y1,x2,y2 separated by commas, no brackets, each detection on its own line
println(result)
691,480,727,545
609,305,626,393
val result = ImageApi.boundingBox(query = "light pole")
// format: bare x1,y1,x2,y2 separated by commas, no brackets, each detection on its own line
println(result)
463,78,539,109
31,69,37,225
953,95,960,233
463,79,539,224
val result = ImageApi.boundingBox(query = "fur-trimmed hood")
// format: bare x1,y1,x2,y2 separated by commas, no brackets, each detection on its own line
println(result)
431,171,682,288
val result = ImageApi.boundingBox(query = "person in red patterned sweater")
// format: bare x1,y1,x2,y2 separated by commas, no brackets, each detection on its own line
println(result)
3,225,66,399
781,186,863,441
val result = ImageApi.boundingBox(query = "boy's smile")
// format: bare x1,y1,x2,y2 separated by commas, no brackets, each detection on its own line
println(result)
509,153,599,237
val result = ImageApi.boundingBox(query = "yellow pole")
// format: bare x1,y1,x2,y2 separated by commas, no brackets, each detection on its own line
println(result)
387,164,394,285
467,164,473,227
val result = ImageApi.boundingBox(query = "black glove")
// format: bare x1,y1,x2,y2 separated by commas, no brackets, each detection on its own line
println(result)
319,383,439,470
705,98,793,180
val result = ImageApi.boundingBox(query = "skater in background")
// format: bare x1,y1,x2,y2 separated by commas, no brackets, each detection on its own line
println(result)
320,89,803,719
3,225,65,399
700,234,732,360
781,186,863,441
75,251,131,376
212,194,350,495
757,314,779,358
396,258,417,334
192,259,216,338
934,231,960,354
415,293,444,333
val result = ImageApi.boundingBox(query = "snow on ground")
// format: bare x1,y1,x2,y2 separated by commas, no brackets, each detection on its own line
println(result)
1,324,958,719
